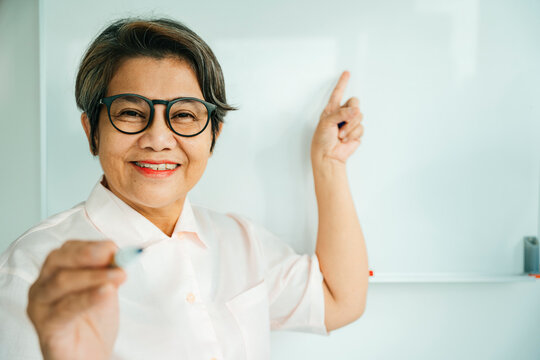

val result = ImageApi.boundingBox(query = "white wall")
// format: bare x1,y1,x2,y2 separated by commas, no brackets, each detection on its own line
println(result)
2,0,540,358
0,0,40,253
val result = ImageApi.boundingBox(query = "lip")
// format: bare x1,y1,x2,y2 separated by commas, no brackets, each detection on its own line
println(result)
130,161,181,178
134,160,180,164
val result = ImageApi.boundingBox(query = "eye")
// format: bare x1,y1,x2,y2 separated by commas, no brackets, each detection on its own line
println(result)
172,112,197,120
121,110,143,117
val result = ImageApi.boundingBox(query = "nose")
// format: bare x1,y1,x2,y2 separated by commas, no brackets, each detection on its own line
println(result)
137,104,176,151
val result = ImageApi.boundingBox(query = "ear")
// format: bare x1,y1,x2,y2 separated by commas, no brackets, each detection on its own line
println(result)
80,113,95,155
215,122,223,140
209,122,223,156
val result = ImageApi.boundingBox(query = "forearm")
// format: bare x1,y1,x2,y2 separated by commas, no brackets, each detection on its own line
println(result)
313,160,368,316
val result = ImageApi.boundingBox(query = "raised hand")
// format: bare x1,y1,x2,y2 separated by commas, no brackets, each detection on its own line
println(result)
27,240,126,360
311,71,364,166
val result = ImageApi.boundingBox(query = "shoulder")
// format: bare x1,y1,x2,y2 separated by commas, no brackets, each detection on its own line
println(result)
191,204,293,260
0,203,91,282
192,205,264,250
191,204,272,242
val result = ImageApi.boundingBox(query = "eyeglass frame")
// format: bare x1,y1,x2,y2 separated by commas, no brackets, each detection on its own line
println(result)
99,93,218,137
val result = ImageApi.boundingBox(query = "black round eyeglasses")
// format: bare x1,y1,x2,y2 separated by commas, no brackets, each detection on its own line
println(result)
99,93,217,137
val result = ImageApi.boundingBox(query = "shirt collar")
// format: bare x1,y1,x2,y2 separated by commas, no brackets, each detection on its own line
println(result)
84,176,208,249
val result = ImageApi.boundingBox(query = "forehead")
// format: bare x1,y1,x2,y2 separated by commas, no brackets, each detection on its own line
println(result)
107,56,203,100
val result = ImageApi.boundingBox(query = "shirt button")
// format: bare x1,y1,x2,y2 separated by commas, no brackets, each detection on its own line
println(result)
186,292,196,304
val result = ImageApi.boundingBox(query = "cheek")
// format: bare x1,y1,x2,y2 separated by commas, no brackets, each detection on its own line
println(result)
97,132,133,171
185,143,210,167
182,134,213,172
98,133,117,160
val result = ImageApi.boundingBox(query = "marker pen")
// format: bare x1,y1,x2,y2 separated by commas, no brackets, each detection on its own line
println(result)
110,246,144,268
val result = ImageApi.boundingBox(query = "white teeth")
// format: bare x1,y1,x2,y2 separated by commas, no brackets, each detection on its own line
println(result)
135,162,179,170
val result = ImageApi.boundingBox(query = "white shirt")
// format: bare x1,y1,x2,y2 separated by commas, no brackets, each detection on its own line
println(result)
0,178,327,360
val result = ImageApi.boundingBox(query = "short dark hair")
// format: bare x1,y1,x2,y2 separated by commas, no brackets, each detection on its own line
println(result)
75,17,236,155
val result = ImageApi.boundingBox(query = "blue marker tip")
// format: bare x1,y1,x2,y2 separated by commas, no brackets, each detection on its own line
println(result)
111,246,144,268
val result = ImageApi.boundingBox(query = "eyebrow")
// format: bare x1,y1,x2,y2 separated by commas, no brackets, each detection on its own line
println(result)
114,94,205,102
115,95,146,103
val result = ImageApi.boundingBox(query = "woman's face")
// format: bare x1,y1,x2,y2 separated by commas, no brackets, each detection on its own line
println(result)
82,56,220,214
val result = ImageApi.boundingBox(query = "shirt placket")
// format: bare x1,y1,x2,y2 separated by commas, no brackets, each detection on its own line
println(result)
175,232,224,360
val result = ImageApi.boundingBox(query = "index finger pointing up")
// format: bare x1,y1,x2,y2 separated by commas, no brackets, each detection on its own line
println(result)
326,71,350,112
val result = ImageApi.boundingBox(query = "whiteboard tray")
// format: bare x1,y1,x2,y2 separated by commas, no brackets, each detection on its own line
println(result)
369,273,538,283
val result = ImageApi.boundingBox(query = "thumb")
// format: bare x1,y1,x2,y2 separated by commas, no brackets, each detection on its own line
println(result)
323,107,359,127
343,97,360,108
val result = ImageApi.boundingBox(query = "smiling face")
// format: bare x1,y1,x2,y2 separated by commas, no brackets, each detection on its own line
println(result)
82,56,220,220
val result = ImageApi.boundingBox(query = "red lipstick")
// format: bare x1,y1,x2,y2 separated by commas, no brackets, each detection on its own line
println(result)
131,160,180,178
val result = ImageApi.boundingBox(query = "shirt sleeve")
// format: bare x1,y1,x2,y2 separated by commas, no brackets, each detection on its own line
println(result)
0,232,52,360
0,271,43,359
232,214,329,335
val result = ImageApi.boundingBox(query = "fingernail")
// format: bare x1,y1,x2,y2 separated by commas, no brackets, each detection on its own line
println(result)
339,130,345,138
98,283,114,294
108,269,124,280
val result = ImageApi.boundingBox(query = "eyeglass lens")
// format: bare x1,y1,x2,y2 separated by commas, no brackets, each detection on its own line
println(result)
109,95,209,135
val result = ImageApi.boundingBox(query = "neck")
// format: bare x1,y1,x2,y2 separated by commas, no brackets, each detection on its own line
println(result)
133,204,182,237
102,177,184,237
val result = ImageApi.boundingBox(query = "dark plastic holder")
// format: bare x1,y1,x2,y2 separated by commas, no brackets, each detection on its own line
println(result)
524,236,539,273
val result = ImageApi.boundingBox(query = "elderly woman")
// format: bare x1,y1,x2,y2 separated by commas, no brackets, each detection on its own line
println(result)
0,17,368,360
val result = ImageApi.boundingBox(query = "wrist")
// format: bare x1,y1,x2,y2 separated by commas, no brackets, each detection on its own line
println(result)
312,156,347,177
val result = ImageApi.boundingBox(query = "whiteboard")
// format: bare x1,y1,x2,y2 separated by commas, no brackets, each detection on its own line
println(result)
43,0,540,275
